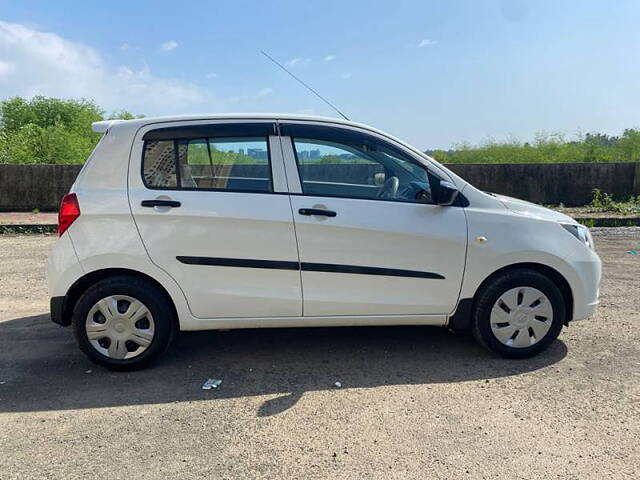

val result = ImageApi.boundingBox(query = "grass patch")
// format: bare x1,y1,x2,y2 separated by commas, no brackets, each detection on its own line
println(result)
587,189,640,215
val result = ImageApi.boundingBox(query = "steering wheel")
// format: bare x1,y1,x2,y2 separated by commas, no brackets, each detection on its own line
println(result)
378,176,399,199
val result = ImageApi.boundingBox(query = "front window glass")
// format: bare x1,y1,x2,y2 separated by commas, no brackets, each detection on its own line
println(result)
292,137,433,203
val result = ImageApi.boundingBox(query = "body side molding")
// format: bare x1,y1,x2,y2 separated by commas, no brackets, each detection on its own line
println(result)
177,256,445,279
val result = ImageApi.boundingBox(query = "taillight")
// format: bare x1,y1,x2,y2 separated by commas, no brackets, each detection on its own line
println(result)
58,193,80,236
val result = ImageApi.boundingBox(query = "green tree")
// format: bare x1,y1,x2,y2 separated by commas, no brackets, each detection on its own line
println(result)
0,96,106,164
0,96,103,132
430,129,640,164
2,95,640,165
615,129,640,162
108,110,145,120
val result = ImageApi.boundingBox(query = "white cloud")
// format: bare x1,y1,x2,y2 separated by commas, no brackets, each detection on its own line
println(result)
323,55,336,62
206,72,220,79
285,57,311,68
0,60,16,78
257,87,274,97
340,72,353,80
417,39,439,48
119,42,141,53
161,40,178,52
0,21,209,113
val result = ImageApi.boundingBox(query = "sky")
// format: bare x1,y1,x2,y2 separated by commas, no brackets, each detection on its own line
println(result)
0,0,639,149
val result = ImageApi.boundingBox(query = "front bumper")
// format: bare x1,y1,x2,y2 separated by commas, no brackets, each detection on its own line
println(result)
573,299,599,321
564,247,602,321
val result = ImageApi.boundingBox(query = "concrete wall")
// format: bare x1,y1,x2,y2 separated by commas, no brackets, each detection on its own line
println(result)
446,162,640,206
0,164,83,212
1,162,639,211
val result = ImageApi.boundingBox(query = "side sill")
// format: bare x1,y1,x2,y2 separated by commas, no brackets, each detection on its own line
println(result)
179,314,448,331
446,298,474,332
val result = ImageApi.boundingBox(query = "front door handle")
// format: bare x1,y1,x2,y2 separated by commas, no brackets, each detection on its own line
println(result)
141,199,181,208
298,208,336,217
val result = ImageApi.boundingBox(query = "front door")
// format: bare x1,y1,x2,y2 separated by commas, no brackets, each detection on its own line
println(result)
129,121,302,319
280,123,467,317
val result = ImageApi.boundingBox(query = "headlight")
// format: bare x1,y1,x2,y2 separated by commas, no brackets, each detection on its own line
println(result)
560,223,594,250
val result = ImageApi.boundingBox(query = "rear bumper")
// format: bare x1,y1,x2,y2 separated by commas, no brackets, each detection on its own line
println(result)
50,296,70,326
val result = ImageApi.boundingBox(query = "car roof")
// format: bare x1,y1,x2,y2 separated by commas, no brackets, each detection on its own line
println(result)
92,113,371,134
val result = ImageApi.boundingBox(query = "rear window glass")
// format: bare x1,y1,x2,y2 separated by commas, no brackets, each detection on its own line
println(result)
142,136,272,193
143,140,177,188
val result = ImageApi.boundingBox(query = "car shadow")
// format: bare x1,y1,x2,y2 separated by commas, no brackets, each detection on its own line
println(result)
0,314,567,416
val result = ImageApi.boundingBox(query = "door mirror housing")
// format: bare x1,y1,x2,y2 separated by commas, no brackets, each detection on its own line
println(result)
436,180,459,206
415,189,432,203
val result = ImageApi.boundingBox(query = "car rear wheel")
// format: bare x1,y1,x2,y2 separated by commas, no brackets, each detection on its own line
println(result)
472,269,565,358
72,275,176,370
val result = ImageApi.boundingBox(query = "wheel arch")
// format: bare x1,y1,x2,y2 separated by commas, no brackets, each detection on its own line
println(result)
449,262,574,331
59,268,179,330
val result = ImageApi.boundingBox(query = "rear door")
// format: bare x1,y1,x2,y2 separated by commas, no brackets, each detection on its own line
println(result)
128,120,302,319
279,122,467,317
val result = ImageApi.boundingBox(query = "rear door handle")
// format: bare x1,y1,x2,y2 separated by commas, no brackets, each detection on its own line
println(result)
141,199,181,208
298,208,336,217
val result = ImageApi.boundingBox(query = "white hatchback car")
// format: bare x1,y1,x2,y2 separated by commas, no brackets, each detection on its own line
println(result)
47,114,601,370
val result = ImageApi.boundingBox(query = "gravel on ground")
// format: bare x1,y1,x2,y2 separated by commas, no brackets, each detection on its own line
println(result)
0,229,638,479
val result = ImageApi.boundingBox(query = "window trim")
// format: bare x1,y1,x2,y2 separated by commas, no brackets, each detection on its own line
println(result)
281,123,433,171
142,122,276,141
287,128,439,206
141,132,275,194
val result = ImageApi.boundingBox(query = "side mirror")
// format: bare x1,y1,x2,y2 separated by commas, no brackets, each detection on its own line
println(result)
415,190,431,203
436,180,459,206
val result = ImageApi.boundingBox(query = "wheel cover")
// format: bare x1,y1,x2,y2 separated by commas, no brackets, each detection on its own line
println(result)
85,295,155,360
489,287,553,348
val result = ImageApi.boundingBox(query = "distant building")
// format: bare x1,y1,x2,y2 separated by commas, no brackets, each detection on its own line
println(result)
247,148,268,161
298,149,321,160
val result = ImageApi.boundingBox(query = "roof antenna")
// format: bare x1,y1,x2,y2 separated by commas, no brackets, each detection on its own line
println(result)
260,50,350,121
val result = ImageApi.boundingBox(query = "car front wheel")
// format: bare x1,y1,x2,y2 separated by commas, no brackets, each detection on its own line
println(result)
472,269,565,358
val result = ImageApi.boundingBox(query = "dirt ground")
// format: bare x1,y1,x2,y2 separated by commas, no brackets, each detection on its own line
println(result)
0,211,57,225
0,230,638,479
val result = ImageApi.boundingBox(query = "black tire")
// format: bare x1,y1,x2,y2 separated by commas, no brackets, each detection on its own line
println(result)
72,275,176,371
472,269,565,358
